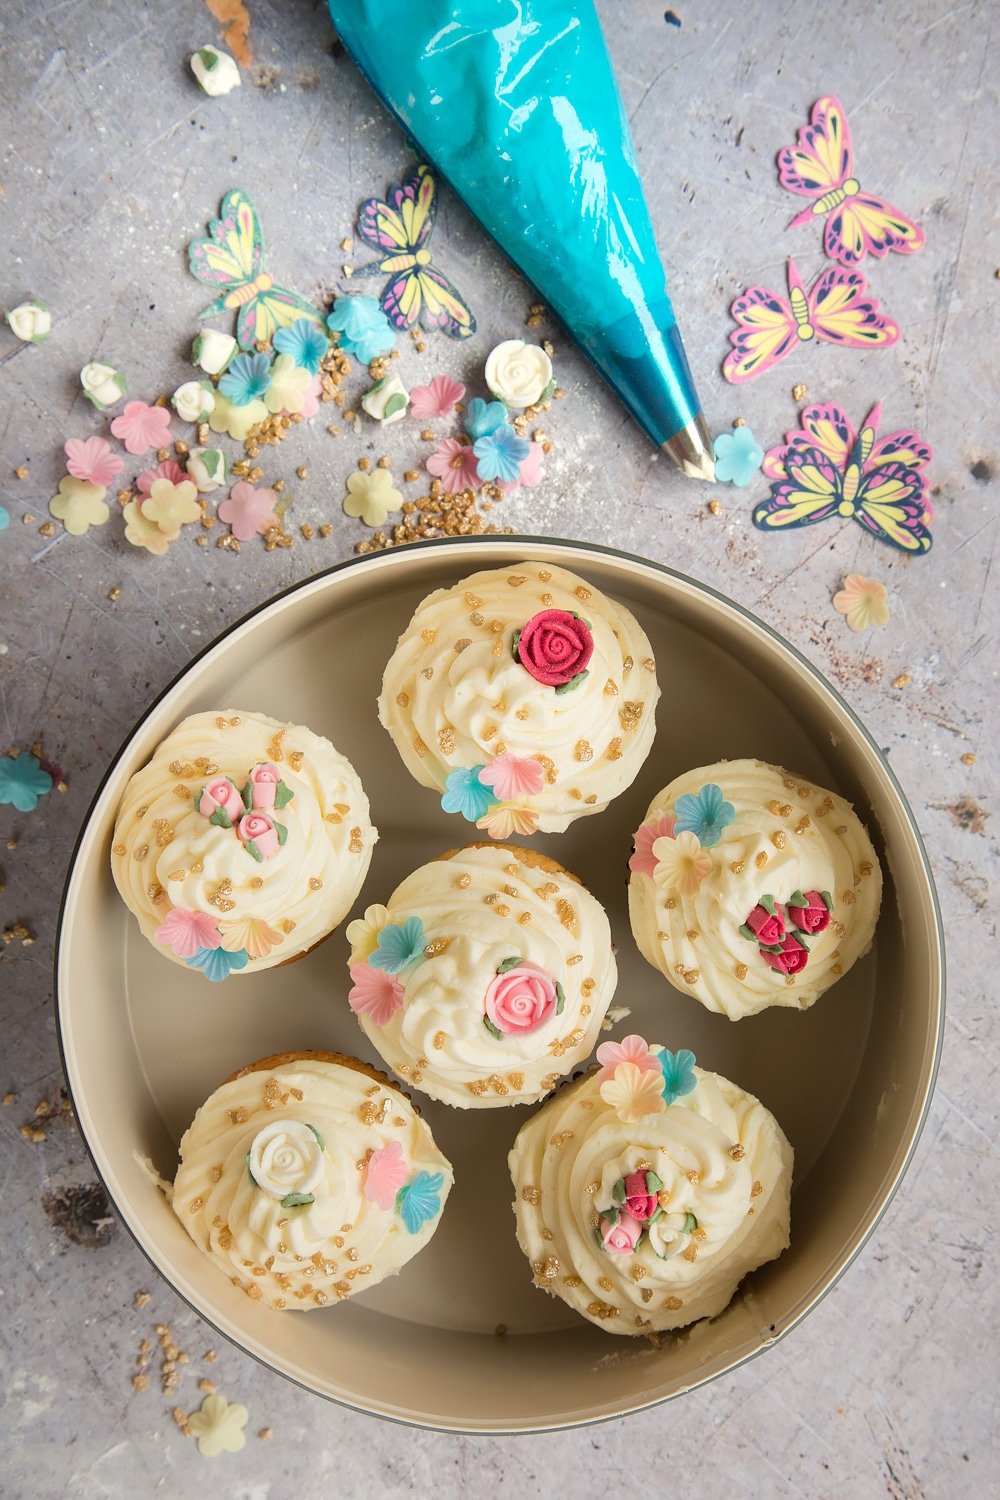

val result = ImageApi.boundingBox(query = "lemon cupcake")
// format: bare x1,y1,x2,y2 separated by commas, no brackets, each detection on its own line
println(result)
627,759,882,1020
378,561,659,836
509,1037,792,1335
111,709,376,979
172,1051,453,1310
345,842,617,1107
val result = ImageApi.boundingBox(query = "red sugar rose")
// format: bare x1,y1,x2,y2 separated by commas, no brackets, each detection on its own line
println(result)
515,609,593,688
759,932,810,975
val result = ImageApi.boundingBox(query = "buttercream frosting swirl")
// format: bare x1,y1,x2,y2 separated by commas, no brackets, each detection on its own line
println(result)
509,1056,792,1334
111,710,376,975
378,563,659,833
172,1056,453,1309
628,759,882,1020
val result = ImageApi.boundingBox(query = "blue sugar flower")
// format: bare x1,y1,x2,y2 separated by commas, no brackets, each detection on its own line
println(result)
396,1170,445,1233
0,752,53,812
273,319,329,374
713,426,764,486
473,425,531,483
186,945,249,982
326,296,395,364
440,765,500,823
218,351,272,406
0,505,8,532
369,916,426,974
673,783,735,848
464,397,507,441
659,1048,697,1106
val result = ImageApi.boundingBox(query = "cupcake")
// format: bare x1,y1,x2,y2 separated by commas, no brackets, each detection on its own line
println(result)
378,562,659,836
111,709,376,979
172,1051,453,1309
628,759,882,1020
509,1037,792,1335
346,842,617,1107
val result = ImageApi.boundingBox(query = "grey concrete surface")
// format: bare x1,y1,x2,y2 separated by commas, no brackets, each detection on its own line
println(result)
0,0,996,1495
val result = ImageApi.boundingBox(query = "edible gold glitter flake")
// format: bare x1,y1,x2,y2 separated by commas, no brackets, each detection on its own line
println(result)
549,1130,574,1147
664,1295,684,1310
556,899,578,934
424,937,449,956
751,1180,763,1198
148,883,166,904
794,815,811,835
467,1079,489,1096
603,679,619,696
349,827,364,853
540,593,553,606
686,929,699,942
842,889,856,905
112,842,126,856
482,721,499,742
515,707,530,721
413,736,429,758
771,830,787,850
735,963,748,981
464,591,483,607
488,1075,509,1095
631,1264,648,1282
507,574,527,587
174,784,192,799
581,978,595,996
453,638,471,653
563,1275,582,1288
586,1301,619,1320
832,962,843,975
229,1107,249,1125
421,666,434,679
573,739,593,763
598,1275,614,1292
859,860,873,876
619,701,643,731
508,1071,525,1090
267,729,286,762
567,952,583,965
309,877,323,890
605,737,623,761
133,845,148,861
395,691,409,708
437,726,456,755
152,819,174,847
420,628,437,643
280,918,296,934
665,898,677,910
521,1185,541,1204
457,872,472,889
755,851,768,869
469,612,485,626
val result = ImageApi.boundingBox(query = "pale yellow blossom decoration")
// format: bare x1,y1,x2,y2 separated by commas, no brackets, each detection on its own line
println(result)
346,902,390,964
123,499,176,555
144,478,201,532
264,353,311,415
599,1061,668,1123
209,392,268,442
218,916,284,960
475,804,540,840
651,831,712,897
187,1393,248,1458
49,476,109,535
343,467,403,527
833,573,890,632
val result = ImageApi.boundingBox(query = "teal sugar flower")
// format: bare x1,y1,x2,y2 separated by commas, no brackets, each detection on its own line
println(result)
369,916,426,975
186,945,249,982
0,505,9,531
396,1170,445,1233
273,319,328,374
673,783,735,847
440,765,500,822
659,1048,697,1105
713,426,764,486
218,352,272,406
473,425,530,483
0,752,53,812
326,296,395,364
464,397,507,441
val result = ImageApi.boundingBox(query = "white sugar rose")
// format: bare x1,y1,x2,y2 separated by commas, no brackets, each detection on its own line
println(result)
80,361,127,410
190,45,241,97
360,373,409,425
485,339,553,409
172,380,216,422
6,300,51,344
247,1120,325,1201
186,446,228,492
192,329,238,375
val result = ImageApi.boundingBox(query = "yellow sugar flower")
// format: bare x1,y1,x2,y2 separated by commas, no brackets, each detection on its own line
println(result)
343,467,403,527
144,477,201,531
599,1061,667,1123
475,804,540,839
651,831,712,897
187,1393,248,1457
217,916,284,960
49,476,109,535
123,498,176,555
833,573,890,632
209,392,268,442
346,902,390,964
264,352,311,414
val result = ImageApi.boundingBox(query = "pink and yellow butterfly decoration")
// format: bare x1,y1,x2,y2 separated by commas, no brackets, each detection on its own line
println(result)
354,164,475,339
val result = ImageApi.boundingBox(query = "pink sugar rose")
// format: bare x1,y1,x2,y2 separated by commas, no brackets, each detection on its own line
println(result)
785,890,832,934
628,814,677,876
348,962,404,1026
601,1211,643,1255
246,762,281,809
199,776,245,824
623,1171,659,1222
154,907,222,959
744,898,786,947
484,961,557,1035
759,932,810,975
237,810,280,860
362,1140,410,1210
516,608,594,688
478,753,544,801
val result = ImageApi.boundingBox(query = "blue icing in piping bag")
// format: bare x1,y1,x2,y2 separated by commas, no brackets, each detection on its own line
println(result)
327,0,715,481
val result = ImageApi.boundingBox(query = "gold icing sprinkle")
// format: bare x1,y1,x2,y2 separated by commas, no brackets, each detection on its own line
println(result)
521,1186,541,1204
604,679,619,696
349,827,364,853
735,963,748,981
755,851,768,869
619,701,643,731
395,691,409,707
453,638,471,653
606,737,623,761
771,831,787,850
574,739,593,763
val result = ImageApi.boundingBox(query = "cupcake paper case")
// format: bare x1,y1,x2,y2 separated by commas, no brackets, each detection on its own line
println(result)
628,759,882,1020
111,710,377,978
378,562,660,835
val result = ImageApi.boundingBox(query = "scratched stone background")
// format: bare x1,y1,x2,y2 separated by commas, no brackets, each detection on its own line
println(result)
0,0,996,1494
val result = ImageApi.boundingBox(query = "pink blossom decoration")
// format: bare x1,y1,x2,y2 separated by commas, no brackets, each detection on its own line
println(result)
363,1140,410,1210
217,481,279,542
484,961,558,1035
426,438,480,493
348,962,404,1026
109,400,172,456
628,814,677,876
136,459,186,496
601,1211,643,1255
478,753,544,802
246,763,281,809
198,777,245,823
299,374,322,420
497,440,545,493
155,907,222,959
64,436,125,486
595,1033,661,1084
409,375,465,421
236,811,280,860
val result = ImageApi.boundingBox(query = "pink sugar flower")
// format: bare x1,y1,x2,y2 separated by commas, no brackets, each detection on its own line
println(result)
628,814,677,876
246,763,282,809
299,374,322,420
497,440,545,493
155,907,222,959
363,1140,410,1210
426,438,480,493
595,1033,661,1084
236,811,280,860
348,962,404,1027
217,480,279,542
136,458,186,496
409,375,465,421
198,776,245,824
601,1211,643,1255
64,436,125,487
478,753,544,802
110,400,172,456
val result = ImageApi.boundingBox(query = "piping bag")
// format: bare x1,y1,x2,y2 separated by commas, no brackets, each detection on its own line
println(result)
326,0,715,481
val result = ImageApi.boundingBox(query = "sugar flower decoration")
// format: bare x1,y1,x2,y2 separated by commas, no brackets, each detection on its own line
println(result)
497,440,545,493
155,907,222,959
441,765,499,822
64,436,124,487
187,1393,248,1458
109,400,172,456
396,1170,445,1234
475,803,539,840
369,917,426,974
171,380,215,423
186,945,249,982
273,319,329,374
136,459,186,495
49,476,109,535
601,1211,643,1255
673,784,735,848
348,962,404,1026
190,45,241,97
629,814,677,876
208,392,268,442
186,447,227,493
0,506,8,532
659,1048,697,1105
363,1141,409,1211
326,296,395,363
218,481,278,541
80,361,127,410
217,916,283,960
713,426,764,486
218,351,272,406
478,753,544,801
409,375,465,420
833,573,890,631
343,467,403,527
486,339,553,409
299,373,322,420
426,439,480,494
263,352,311,414
652,831,713,897
473,425,531,483
6,299,51,344
600,1061,668,1123
0,752,53,812
346,903,390,965
143,477,200,532
361,374,409,425
123,499,175,554
463,397,507,441
595,1034,661,1085
192,329,237,376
